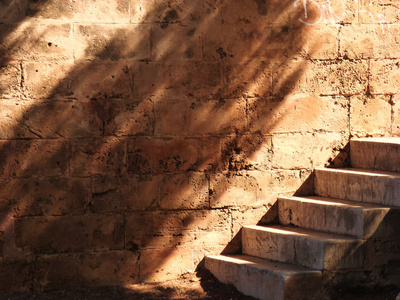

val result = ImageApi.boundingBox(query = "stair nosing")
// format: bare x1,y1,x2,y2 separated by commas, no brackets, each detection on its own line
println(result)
314,167,400,177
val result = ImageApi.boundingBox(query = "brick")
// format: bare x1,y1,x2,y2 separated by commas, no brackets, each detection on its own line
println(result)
0,63,20,100
23,61,74,99
302,59,369,96
33,254,79,291
139,247,194,282
80,251,139,286
68,61,136,101
154,98,246,136
125,210,231,249
15,214,124,254
0,23,73,61
221,134,272,171
23,100,105,138
0,177,90,217
70,137,126,177
91,175,158,213
9,139,68,178
151,24,201,61
248,95,349,134
104,99,153,136
350,95,392,136
340,25,400,59
74,24,150,60
159,172,209,210
127,138,221,174
369,59,400,94
223,59,272,99
272,132,349,169
26,0,130,23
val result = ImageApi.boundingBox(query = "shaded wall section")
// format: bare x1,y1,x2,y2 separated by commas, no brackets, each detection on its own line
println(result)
0,0,399,292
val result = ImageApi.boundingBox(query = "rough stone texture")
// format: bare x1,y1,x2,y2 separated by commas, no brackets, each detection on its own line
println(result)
0,0,399,292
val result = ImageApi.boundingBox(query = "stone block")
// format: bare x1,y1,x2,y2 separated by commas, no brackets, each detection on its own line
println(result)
0,63,21,100
70,137,127,177
139,247,195,282
91,175,158,213
350,95,392,136
80,251,140,286
369,59,400,94
221,134,272,171
0,260,33,292
359,0,400,24
22,100,105,138
127,137,221,174
0,101,37,139
74,24,150,60
154,98,246,136
0,23,73,61
104,99,153,136
272,132,348,169
9,139,68,178
340,25,400,59
393,94,400,135
248,95,349,134
68,61,136,101
26,0,130,23
33,254,79,291
151,23,201,61
159,172,209,210
0,0,27,23
23,61,74,99
15,214,124,254
223,59,272,99
231,206,270,237
0,177,90,217
125,210,231,250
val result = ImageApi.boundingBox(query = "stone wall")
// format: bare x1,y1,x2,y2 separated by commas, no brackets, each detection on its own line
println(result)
0,0,399,292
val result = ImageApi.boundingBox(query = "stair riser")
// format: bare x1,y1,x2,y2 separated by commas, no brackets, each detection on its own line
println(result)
205,256,324,300
278,198,391,238
351,140,400,172
315,170,400,206
242,227,364,270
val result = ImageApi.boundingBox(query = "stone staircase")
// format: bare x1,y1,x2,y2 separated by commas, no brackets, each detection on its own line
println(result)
205,138,400,300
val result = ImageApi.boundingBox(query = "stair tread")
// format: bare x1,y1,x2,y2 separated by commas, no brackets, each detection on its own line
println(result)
243,224,360,241
315,167,400,177
352,137,400,144
279,195,390,209
207,254,321,274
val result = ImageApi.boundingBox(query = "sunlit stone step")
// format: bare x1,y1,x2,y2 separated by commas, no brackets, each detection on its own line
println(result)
242,225,363,270
314,168,400,207
351,138,400,172
278,196,391,238
205,254,323,300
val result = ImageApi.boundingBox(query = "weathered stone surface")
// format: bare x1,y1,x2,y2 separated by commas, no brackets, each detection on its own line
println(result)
393,94,400,136
0,0,27,23
350,138,400,172
154,98,246,136
205,254,323,300
0,260,33,292
248,95,348,134
127,138,221,174
0,64,21,100
0,177,90,217
15,214,124,254
70,137,126,177
0,23,73,61
80,251,140,286
350,95,392,136
369,59,400,95
315,168,400,206
91,175,158,213
242,225,364,270
74,24,150,60
159,172,209,210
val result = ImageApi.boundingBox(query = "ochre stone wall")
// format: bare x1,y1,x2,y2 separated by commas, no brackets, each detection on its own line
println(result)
0,0,399,292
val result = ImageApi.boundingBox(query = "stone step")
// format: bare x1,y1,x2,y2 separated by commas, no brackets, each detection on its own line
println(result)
205,254,323,300
278,196,391,238
242,225,363,270
314,168,400,207
351,138,400,172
